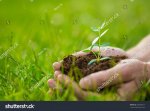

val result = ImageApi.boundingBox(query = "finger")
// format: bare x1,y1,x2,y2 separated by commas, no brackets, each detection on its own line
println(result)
56,74,86,100
92,46,128,57
48,79,57,95
72,51,87,57
48,79,63,94
48,79,56,88
47,78,101,100
79,61,134,90
74,46,127,57
54,71,62,79
53,62,62,70
117,80,139,100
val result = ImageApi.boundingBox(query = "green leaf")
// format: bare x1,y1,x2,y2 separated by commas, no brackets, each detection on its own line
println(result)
91,27,99,32
100,29,109,38
100,21,106,29
82,48,91,53
92,37,99,45
100,57,111,61
88,59,97,65
93,51,99,55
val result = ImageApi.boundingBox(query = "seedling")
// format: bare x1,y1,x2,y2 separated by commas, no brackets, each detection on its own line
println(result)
83,21,111,65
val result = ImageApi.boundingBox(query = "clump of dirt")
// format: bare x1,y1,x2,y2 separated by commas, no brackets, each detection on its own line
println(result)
61,52,127,82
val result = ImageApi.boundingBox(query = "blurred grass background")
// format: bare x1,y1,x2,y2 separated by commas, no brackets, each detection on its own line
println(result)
0,0,150,100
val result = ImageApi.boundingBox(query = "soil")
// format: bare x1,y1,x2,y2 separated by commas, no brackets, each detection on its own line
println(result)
61,52,127,82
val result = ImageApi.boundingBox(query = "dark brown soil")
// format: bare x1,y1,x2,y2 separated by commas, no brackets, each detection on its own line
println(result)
61,53,127,82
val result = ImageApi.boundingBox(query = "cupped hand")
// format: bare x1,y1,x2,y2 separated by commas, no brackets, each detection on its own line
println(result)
79,59,149,100
48,46,129,100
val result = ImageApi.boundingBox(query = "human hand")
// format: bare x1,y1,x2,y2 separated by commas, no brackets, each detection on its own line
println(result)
48,47,128,100
79,59,150,100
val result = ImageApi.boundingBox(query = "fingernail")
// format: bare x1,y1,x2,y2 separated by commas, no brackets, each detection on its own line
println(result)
48,79,55,88
54,71,61,79
53,62,61,70
53,62,57,68
57,74,63,81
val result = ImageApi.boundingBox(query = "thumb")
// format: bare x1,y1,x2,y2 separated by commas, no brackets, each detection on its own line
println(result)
79,60,134,90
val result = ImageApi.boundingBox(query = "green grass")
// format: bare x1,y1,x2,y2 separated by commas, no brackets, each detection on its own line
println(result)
0,0,150,101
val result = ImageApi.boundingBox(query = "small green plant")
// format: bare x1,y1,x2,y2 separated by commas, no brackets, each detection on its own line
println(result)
83,21,111,65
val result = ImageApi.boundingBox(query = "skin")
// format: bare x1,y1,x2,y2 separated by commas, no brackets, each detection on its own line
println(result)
48,34,150,100
127,34,150,62
48,47,129,100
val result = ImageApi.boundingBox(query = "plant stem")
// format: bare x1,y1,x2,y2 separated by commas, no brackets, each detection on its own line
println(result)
98,30,101,61
92,50,98,59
